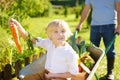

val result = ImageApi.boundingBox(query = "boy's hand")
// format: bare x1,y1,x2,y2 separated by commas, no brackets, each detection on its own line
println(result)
9,18,15,24
8,18,19,28
32,38,37,44
9,18,21,28
8,18,14,26
45,73,52,79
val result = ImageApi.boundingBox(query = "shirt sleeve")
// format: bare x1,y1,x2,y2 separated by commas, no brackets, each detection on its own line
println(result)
67,51,79,75
116,0,120,2
33,37,49,50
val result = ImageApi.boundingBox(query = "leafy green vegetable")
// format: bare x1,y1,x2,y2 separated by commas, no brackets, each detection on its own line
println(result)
80,53,95,69
78,40,86,56
71,30,79,54
27,33,34,51
70,30,95,72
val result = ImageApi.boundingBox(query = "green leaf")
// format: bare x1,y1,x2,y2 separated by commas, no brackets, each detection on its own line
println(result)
79,40,86,54
70,30,79,54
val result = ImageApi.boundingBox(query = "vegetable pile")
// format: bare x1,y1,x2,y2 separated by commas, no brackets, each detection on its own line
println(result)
70,31,95,74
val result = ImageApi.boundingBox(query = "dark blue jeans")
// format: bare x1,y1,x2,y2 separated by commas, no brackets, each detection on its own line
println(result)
90,24,116,58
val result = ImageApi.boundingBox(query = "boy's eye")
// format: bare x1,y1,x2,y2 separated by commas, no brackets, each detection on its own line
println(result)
54,31,58,33
61,30,65,33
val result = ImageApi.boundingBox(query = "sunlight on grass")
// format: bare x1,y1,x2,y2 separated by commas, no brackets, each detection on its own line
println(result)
22,14,79,38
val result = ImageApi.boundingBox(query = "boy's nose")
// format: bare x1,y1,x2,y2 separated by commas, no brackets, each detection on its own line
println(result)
58,32,63,36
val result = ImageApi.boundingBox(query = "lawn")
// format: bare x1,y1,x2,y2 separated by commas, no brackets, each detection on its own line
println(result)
20,14,120,80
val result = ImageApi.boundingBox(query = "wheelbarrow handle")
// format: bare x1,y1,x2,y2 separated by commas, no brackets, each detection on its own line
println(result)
105,32,118,54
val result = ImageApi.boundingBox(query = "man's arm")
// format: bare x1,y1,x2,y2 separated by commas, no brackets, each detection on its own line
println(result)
77,5,91,31
115,2,120,34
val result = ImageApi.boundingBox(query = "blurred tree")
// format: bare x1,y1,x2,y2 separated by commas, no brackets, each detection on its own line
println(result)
0,0,51,28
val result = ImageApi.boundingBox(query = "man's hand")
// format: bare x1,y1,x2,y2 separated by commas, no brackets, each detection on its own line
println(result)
115,25,120,35
76,24,82,32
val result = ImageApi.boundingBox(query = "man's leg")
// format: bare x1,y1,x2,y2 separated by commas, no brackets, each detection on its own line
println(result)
106,57,115,80
90,26,101,47
102,24,116,80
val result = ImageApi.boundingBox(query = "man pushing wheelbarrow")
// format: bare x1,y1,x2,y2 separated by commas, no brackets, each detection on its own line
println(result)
76,0,120,79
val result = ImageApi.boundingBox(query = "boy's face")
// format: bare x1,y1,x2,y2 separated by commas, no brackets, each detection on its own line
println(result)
50,27,67,46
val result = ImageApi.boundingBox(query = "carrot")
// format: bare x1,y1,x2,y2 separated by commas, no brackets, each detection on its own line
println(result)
10,23,22,53
10,18,28,40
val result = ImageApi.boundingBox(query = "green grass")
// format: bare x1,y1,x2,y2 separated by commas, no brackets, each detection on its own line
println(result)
21,14,120,80
22,14,82,37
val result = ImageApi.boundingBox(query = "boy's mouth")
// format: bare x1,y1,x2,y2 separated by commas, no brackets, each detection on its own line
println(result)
57,37,64,40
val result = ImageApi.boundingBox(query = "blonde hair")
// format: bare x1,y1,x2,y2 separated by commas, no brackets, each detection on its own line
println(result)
46,19,72,40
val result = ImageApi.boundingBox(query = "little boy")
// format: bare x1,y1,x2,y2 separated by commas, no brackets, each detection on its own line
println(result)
9,19,86,80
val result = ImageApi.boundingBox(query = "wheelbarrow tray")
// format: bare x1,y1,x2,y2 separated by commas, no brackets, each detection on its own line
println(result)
19,46,104,80
86,46,104,80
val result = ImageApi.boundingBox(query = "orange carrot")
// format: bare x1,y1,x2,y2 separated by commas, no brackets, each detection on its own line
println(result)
10,24,22,53
10,18,28,40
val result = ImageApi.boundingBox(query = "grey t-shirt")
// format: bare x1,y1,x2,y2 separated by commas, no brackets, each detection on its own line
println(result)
85,0,120,25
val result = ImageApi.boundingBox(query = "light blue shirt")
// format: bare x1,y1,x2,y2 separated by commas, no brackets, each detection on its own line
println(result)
86,0,120,25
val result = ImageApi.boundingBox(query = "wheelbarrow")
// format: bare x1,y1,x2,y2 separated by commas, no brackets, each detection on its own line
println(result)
70,30,118,80
18,31,117,80
18,45,104,80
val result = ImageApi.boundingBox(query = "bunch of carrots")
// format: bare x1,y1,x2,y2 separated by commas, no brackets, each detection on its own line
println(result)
9,18,28,53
